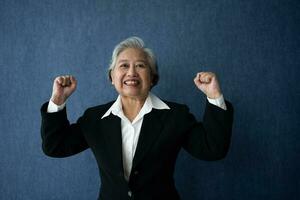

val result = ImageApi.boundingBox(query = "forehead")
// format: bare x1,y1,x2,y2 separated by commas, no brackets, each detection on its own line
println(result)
117,48,147,62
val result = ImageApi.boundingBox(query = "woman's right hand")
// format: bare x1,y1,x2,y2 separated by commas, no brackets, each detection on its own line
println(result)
50,75,77,105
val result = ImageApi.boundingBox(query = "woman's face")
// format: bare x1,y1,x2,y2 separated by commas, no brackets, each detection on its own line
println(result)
111,48,152,100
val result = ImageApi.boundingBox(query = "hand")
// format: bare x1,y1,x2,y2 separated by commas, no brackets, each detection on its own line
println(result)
50,75,77,105
194,72,222,99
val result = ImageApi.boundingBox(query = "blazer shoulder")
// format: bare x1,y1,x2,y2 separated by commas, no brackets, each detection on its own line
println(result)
84,101,114,117
163,100,189,111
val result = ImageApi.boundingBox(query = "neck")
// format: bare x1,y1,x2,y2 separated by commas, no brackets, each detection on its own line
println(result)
121,95,148,122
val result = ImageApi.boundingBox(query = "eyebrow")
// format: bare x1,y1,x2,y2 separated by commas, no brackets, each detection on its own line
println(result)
117,59,147,63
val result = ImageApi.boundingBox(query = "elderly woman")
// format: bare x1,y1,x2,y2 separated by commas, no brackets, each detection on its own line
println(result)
41,37,233,200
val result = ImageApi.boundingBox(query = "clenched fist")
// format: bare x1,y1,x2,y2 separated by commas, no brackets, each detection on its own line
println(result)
50,75,77,105
194,72,222,99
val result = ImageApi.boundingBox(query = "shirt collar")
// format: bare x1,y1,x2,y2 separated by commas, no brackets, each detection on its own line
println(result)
101,92,170,120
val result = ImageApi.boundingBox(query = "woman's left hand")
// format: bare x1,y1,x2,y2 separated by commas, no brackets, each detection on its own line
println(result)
194,72,222,99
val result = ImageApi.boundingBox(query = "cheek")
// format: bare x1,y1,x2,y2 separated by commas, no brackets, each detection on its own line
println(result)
143,73,152,87
111,71,121,83
146,71,152,82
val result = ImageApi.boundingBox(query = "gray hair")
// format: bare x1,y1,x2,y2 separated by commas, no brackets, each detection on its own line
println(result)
108,36,159,87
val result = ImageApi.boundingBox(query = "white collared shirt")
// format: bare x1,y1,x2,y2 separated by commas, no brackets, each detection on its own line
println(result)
47,93,226,181
101,92,170,181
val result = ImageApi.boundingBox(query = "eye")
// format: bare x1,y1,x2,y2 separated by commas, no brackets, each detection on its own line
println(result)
136,63,146,68
119,63,129,68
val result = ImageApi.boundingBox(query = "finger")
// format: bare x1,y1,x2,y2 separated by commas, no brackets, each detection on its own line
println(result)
194,75,199,82
65,75,71,86
61,76,66,86
199,73,211,83
197,72,203,80
56,76,64,85
69,76,77,90
70,75,76,85
194,72,202,81
62,75,72,86
194,77,199,86
194,73,204,88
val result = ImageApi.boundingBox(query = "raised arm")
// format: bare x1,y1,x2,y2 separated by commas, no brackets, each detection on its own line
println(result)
41,75,88,157
183,72,233,160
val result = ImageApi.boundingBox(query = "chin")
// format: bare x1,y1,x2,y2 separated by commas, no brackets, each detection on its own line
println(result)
121,91,148,99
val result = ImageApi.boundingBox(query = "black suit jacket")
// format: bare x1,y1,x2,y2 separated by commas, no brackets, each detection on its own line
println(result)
41,100,233,200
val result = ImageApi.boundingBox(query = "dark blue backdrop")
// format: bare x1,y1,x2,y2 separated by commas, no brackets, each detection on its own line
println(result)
1,0,299,199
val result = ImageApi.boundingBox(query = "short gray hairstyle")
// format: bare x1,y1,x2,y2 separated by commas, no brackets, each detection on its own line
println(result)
108,36,159,87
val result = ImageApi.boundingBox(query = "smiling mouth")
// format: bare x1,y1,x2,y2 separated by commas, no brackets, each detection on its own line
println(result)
124,80,140,86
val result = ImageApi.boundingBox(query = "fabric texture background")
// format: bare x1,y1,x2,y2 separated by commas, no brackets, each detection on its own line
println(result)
0,0,299,199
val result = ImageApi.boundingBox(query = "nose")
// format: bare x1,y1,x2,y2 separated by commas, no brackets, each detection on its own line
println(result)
127,64,137,76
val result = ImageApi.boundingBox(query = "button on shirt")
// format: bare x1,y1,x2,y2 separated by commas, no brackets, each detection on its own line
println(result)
47,93,227,181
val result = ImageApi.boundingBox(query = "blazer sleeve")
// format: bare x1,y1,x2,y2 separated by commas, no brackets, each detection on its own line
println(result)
40,102,89,158
182,100,234,161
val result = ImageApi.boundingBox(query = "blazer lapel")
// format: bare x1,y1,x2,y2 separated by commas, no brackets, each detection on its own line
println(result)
98,114,124,172
132,109,166,169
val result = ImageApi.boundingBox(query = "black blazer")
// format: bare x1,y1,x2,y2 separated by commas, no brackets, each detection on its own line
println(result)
40,100,233,200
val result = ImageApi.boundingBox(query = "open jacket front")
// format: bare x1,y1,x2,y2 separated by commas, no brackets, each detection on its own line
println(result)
41,100,233,200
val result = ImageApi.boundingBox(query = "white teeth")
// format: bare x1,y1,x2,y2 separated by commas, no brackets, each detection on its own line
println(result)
124,80,139,86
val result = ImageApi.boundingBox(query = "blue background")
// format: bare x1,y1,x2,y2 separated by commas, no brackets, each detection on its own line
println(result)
1,0,299,199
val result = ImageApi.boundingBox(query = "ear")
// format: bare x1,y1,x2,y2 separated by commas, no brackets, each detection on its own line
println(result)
151,74,158,87
109,70,114,84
